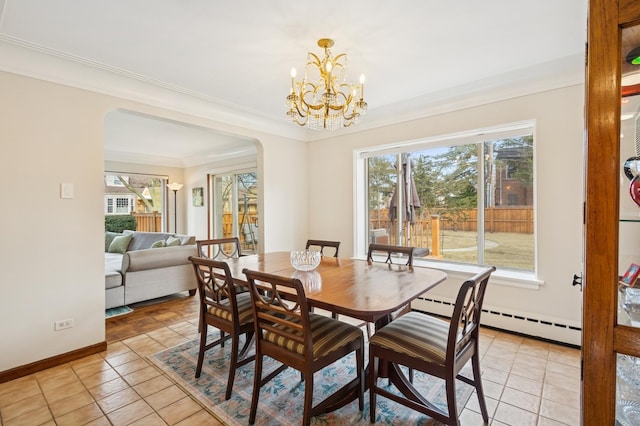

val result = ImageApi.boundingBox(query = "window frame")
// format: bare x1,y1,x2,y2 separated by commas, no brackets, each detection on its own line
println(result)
355,120,541,289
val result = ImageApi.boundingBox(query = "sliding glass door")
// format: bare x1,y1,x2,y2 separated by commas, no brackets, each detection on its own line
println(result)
210,171,258,254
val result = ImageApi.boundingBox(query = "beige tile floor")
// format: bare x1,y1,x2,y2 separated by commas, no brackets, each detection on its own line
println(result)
0,316,581,425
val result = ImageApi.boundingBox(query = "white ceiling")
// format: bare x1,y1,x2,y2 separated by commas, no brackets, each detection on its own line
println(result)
0,0,588,167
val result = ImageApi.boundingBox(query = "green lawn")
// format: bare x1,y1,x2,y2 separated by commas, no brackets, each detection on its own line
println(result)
435,230,534,271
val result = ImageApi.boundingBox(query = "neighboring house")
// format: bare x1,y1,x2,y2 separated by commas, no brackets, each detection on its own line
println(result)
494,147,534,207
104,175,156,215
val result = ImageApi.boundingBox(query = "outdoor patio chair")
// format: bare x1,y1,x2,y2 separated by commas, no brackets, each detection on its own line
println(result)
305,239,341,257
196,237,244,260
368,266,496,426
242,268,365,426
189,256,255,400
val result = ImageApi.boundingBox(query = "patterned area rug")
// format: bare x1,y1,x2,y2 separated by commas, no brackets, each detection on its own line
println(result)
105,305,133,319
149,333,475,425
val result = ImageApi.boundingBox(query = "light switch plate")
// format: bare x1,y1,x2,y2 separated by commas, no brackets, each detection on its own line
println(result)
60,183,74,199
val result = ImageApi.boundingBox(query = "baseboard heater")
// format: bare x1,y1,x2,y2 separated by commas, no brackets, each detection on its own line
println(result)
413,296,582,347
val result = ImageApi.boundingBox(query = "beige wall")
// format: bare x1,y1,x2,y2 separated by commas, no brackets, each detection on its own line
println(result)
307,84,585,340
0,66,584,372
0,70,307,372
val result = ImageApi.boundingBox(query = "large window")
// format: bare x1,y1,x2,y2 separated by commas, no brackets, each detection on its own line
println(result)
364,124,535,272
104,172,167,232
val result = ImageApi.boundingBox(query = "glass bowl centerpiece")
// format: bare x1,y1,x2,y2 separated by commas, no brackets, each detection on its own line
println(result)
290,250,321,271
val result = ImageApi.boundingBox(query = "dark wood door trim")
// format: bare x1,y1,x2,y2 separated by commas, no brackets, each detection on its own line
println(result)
620,0,640,25
584,0,621,423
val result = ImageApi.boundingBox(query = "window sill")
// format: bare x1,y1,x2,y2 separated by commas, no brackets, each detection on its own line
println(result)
413,258,543,290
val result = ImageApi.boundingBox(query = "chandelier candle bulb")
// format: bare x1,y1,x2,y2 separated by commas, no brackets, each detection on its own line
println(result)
291,68,296,92
360,74,365,99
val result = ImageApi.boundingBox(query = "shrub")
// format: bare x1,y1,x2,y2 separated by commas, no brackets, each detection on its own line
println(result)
105,215,137,233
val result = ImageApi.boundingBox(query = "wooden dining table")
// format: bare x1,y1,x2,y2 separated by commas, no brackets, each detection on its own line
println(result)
223,251,448,414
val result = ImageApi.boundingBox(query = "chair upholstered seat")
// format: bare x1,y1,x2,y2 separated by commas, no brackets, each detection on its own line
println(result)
207,292,254,324
369,311,450,365
264,312,363,359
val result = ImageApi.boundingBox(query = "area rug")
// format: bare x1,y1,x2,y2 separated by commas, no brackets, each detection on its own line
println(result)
105,305,133,319
148,334,474,425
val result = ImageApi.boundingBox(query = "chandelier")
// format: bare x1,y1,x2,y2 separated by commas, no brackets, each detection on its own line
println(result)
286,38,367,130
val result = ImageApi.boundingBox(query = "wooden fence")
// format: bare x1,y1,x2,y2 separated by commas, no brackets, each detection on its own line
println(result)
132,212,163,232
370,207,533,235
369,207,533,254
441,207,533,233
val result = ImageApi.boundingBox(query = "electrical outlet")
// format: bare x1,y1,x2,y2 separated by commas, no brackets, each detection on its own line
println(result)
54,318,74,331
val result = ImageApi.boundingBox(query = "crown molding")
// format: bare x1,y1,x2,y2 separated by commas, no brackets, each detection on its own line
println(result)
0,35,584,144
0,35,307,141
305,54,586,142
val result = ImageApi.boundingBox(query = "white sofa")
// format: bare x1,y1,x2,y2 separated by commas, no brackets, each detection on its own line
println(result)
105,230,198,309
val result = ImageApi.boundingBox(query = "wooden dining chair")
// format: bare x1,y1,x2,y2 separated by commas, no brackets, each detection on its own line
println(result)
305,239,340,257
368,266,496,426
367,243,414,266
189,256,255,400
242,268,365,426
305,239,341,318
363,243,416,337
196,237,244,260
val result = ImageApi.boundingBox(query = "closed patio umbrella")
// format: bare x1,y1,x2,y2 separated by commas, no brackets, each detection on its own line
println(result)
389,153,421,224
388,153,421,248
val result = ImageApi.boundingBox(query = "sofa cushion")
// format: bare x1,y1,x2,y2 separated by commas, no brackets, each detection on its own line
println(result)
123,245,197,272
151,240,166,248
105,231,121,252
105,252,124,289
105,252,124,273
108,234,132,254
105,271,123,289
123,230,173,251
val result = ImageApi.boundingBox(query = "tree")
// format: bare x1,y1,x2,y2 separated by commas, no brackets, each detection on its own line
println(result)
115,175,156,212
411,154,440,214
495,136,533,185
367,156,396,211
429,144,478,209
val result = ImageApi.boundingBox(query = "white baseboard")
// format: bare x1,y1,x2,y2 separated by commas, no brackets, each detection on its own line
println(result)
412,296,582,347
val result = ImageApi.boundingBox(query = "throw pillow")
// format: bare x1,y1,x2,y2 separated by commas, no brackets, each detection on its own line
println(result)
151,240,166,248
105,231,121,252
166,236,181,247
108,234,133,254
175,234,194,245
123,230,172,251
